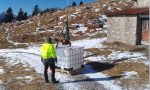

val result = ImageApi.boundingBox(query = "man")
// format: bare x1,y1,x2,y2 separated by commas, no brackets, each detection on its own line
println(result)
40,37,59,83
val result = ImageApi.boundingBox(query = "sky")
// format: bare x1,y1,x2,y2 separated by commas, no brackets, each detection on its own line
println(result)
0,0,97,15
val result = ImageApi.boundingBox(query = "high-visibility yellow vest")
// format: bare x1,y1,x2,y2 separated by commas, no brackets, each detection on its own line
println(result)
40,43,57,59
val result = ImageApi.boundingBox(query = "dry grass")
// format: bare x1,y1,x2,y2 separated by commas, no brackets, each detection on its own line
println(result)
85,48,112,57
0,39,15,49
0,57,56,90
90,33,107,39
100,61,148,90
6,82,56,90
104,41,147,52
0,38,28,49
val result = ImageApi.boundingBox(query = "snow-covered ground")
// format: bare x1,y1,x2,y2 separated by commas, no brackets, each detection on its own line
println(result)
87,50,147,62
72,38,107,49
0,37,148,90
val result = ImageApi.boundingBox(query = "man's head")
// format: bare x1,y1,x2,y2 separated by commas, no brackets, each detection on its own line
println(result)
47,37,52,43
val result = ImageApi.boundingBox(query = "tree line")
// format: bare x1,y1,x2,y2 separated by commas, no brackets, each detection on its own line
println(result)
72,1,83,6
0,1,84,23
0,5,60,23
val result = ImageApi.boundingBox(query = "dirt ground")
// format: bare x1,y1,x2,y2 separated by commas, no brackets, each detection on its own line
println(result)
0,57,57,90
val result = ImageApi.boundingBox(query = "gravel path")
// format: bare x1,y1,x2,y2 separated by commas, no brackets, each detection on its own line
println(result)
54,65,107,90
56,73,106,90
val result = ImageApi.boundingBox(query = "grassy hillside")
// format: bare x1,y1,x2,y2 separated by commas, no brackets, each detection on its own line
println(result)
0,1,133,48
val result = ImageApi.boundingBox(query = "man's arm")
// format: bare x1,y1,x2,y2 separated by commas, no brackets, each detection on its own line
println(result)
55,38,59,48
51,44,57,63
41,57,44,64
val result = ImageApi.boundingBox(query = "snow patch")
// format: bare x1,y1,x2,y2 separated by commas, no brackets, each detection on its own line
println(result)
68,14,77,19
0,80,2,84
93,8,100,12
107,51,146,61
87,56,106,62
107,7,112,11
143,61,150,66
24,68,31,71
72,38,107,49
16,76,33,82
121,71,139,79
144,84,150,90
71,24,88,33
0,67,4,75
86,50,146,63
59,15,66,20
77,27,88,32
117,8,122,11
0,47,43,73
102,4,107,7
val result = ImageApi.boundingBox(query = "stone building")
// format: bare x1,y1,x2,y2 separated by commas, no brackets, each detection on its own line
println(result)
107,7,149,45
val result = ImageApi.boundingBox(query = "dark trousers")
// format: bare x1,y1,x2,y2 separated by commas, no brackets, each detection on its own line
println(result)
43,58,56,82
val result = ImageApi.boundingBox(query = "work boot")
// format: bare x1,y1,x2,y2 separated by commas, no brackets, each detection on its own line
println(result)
52,80,59,83
52,78,59,83
45,80,49,83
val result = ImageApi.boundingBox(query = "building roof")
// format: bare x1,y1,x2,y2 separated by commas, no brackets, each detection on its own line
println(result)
107,7,149,16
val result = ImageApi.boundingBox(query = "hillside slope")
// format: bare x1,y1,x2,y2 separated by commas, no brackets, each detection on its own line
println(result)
0,1,133,48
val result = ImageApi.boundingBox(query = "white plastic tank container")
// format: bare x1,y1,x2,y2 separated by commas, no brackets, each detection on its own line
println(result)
56,46,84,70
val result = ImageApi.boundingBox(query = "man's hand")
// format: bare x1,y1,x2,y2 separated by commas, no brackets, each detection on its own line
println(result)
55,38,59,42
54,58,57,63
41,57,44,64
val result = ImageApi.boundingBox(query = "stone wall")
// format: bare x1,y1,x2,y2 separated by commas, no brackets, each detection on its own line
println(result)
107,16,137,45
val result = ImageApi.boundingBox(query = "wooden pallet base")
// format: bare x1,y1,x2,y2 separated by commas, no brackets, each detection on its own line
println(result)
56,68,81,75
56,65,84,75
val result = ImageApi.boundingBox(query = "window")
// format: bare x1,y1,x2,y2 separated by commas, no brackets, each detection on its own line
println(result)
142,20,149,31
132,0,137,2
